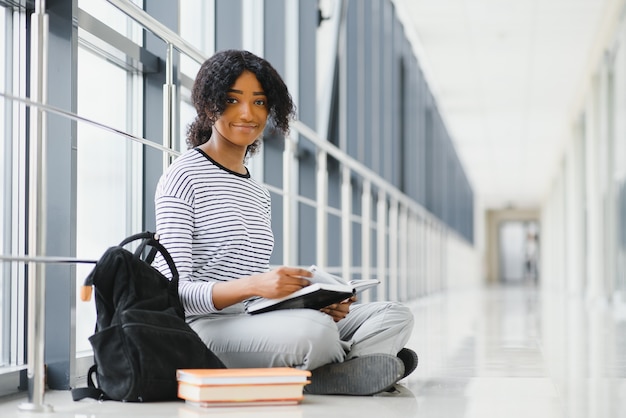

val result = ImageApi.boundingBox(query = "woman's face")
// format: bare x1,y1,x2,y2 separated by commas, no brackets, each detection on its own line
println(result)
212,70,269,149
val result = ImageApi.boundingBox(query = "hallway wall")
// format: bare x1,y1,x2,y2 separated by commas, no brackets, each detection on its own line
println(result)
541,0,626,303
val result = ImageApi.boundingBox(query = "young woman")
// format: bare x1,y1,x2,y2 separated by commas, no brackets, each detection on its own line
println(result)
154,49,417,395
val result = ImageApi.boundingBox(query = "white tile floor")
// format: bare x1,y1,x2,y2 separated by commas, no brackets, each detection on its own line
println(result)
2,284,625,418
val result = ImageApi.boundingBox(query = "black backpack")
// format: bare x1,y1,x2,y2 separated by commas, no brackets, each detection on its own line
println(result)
72,232,225,402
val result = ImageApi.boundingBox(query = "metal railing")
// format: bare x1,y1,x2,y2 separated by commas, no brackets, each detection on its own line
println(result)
17,0,51,411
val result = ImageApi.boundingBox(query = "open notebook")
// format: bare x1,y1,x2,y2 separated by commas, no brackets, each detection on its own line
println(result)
246,265,379,315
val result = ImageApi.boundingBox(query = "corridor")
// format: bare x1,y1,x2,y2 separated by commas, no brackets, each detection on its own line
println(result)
2,284,623,418
404,285,625,417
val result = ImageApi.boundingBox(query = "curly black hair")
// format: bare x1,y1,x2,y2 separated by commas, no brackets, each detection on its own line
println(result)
187,50,296,157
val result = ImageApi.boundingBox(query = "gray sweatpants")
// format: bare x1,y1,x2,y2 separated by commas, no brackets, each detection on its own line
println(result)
188,301,414,371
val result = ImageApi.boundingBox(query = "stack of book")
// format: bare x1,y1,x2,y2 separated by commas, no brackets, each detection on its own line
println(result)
176,367,311,407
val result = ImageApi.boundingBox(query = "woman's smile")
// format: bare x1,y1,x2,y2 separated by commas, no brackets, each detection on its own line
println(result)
231,123,259,132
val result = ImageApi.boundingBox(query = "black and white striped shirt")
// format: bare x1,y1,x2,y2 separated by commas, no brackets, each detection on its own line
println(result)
154,148,274,316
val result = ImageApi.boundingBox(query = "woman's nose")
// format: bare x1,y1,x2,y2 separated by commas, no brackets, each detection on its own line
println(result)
238,102,252,120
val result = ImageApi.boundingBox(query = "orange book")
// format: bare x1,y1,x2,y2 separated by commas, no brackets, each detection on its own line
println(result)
177,381,307,404
180,401,305,416
176,367,311,386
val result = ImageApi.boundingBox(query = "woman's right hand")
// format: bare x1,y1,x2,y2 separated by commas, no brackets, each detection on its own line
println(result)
250,266,312,299
211,266,311,310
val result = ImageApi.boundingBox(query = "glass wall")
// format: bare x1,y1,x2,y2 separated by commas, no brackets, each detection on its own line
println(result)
0,4,8,369
0,3,26,375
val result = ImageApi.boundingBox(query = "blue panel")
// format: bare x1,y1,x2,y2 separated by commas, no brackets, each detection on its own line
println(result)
215,0,243,50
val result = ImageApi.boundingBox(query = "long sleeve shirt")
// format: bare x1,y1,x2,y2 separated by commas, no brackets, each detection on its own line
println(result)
154,148,273,318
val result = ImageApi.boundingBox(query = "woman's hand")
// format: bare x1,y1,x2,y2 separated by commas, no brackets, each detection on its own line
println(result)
250,266,312,299
321,295,357,322
211,266,311,310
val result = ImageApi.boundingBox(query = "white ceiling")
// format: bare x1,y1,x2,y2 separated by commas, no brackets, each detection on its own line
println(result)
395,0,619,210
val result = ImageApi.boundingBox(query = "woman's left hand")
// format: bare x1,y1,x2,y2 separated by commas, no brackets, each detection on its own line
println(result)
321,295,357,322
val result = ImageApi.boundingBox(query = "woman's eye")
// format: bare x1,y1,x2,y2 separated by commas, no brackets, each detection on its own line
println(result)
255,99,266,106
226,97,237,104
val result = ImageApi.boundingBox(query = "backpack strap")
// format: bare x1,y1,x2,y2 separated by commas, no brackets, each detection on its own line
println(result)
71,365,111,401
80,232,178,300
118,231,155,246
81,232,154,289
131,233,179,283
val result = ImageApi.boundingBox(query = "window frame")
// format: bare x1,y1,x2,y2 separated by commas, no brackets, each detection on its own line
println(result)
0,4,29,396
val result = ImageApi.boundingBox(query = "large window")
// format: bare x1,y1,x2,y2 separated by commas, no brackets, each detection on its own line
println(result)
1,0,147,386
0,4,9,369
75,0,144,356
0,5,26,373
75,47,143,354
612,23,626,295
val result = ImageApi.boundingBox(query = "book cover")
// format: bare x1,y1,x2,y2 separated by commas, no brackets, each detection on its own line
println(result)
177,367,311,386
177,381,307,403
184,399,302,408
246,265,379,315
179,401,305,416
247,283,354,315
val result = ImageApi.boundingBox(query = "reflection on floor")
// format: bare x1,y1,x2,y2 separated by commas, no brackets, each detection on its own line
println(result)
1,284,625,418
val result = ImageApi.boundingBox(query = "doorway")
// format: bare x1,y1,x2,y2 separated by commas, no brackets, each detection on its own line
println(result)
498,221,540,284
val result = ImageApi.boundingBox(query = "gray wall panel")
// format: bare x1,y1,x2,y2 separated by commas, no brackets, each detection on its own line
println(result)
264,0,286,264
43,0,77,390
215,0,242,51
143,0,178,232
297,0,318,264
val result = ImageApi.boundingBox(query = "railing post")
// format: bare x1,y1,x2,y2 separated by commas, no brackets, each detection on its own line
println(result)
19,0,52,412
283,137,295,266
316,149,328,269
361,180,371,302
437,226,450,292
341,166,352,280
398,204,408,302
376,189,387,301
426,222,433,294
162,42,176,169
416,219,423,297
388,198,398,301
409,214,419,300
